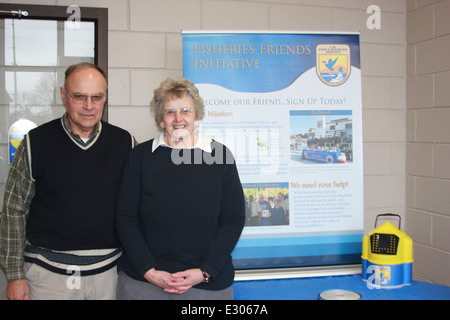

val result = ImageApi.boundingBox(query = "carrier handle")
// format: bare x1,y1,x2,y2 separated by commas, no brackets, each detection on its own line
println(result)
375,213,401,229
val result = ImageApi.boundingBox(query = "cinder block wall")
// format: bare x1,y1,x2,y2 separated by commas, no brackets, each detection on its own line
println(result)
406,0,450,286
1,0,447,289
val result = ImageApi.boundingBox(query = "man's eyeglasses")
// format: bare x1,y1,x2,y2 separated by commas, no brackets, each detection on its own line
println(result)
65,88,106,105
163,107,194,117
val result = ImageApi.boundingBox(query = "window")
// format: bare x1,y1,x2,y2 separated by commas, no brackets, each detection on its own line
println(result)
0,4,108,206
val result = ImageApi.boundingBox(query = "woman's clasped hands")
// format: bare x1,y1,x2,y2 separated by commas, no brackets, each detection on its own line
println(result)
144,268,206,295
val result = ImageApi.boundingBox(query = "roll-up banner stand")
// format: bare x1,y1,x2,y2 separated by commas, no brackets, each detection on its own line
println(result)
183,31,363,279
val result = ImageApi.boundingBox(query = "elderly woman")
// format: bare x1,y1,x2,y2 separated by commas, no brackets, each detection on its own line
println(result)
115,78,245,300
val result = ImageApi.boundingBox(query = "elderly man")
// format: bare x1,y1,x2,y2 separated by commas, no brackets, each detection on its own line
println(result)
0,62,135,300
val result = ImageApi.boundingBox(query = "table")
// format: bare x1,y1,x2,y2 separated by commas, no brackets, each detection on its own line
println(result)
232,274,450,300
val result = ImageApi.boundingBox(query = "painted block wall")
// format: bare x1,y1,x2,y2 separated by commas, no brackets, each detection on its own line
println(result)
0,0,447,289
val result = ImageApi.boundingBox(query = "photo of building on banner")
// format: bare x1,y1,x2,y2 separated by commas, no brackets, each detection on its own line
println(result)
183,32,364,270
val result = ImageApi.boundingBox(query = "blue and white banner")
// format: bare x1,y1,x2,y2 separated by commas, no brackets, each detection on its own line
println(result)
183,32,363,270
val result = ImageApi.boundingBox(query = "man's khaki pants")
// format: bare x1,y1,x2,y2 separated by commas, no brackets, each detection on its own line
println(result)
25,262,118,300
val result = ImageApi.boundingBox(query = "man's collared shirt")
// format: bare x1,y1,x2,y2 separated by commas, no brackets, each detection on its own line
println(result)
61,114,101,150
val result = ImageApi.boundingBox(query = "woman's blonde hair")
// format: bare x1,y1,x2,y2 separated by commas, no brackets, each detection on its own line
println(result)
150,78,205,129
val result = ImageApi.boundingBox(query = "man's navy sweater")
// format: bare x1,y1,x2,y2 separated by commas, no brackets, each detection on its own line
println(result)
26,119,133,251
116,139,245,291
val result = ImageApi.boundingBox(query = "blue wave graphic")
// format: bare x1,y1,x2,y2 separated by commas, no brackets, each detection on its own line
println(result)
183,33,360,93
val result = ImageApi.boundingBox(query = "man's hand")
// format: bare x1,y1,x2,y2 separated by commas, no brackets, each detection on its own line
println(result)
6,279,30,300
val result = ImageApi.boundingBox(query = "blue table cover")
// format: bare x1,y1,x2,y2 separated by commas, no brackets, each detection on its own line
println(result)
233,274,450,300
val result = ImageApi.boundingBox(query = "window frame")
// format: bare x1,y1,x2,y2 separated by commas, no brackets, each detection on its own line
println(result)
0,3,109,120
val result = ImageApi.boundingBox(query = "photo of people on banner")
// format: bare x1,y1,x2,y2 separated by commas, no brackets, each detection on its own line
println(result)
290,110,353,165
243,183,289,227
